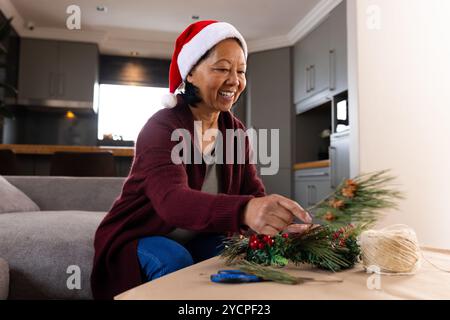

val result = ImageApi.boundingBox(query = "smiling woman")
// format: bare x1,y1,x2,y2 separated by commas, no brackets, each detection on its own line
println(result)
91,20,311,300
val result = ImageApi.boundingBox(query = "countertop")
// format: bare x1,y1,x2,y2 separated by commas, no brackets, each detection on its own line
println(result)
293,160,330,170
0,144,134,157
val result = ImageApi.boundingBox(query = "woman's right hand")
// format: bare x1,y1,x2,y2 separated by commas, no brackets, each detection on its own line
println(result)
241,194,312,236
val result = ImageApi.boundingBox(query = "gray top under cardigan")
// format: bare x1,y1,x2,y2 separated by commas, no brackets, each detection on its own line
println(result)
166,147,222,244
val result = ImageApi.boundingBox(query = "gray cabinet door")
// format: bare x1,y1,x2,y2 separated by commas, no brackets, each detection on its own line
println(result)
295,177,309,208
293,2,347,114
293,41,306,104
293,19,330,105
307,19,330,97
18,39,59,101
294,167,333,222
59,41,98,102
329,0,347,95
329,130,350,188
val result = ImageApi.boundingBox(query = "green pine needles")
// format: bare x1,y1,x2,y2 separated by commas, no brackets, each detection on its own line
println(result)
219,170,404,284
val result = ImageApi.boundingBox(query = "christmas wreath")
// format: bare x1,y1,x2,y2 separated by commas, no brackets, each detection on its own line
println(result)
220,170,403,284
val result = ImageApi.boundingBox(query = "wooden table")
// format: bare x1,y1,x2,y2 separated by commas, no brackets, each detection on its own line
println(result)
115,248,450,300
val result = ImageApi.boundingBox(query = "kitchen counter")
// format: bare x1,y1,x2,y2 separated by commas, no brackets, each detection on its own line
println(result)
0,144,134,157
293,159,330,170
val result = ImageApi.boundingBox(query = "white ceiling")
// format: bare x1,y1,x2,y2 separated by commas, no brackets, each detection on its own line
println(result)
2,0,341,58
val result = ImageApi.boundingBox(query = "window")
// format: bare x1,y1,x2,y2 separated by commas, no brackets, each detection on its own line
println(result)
97,84,168,142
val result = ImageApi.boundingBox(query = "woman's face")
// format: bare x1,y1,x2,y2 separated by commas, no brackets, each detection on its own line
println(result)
187,38,247,112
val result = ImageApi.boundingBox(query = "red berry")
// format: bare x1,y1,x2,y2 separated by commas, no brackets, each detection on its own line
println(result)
269,239,275,246
263,235,271,243
258,243,265,250
282,233,289,239
249,241,258,250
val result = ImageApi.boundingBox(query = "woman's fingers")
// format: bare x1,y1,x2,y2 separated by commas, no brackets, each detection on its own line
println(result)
284,223,311,234
264,214,289,232
269,204,294,226
276,198,312,224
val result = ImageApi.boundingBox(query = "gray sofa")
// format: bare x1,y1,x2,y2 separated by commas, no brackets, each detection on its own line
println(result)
0,176,125,300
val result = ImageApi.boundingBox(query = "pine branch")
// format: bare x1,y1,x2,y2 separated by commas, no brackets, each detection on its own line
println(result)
312,169,404,226
233,260,344,285
233,260,301,284
221,235,248,264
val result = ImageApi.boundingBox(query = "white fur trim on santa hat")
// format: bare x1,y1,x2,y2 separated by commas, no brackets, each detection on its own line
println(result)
161,93,178,108
177,22,248,81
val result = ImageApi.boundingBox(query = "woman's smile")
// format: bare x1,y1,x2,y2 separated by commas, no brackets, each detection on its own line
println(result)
218,90,236,103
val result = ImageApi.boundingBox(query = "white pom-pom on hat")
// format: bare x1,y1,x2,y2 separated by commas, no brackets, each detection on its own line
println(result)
161,93,178,108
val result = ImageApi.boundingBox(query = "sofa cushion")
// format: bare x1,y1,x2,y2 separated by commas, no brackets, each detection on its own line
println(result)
0,257,9,300
0,210,107,299
0,176,40,214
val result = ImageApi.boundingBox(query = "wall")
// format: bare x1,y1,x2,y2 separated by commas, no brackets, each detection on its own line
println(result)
347,0,450,249
246,47,293,198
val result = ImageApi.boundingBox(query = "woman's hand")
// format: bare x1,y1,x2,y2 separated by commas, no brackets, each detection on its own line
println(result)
241,194,312,236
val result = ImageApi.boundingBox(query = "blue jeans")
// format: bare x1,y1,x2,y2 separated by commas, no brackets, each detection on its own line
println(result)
137,233,226,282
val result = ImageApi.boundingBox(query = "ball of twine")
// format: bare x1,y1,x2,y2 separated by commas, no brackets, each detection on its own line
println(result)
359,225,421,275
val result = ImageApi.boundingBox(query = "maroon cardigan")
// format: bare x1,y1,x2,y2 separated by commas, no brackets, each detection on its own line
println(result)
90,96,266,300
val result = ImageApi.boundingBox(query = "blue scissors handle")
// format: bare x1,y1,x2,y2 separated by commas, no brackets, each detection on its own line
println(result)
211,269,262,283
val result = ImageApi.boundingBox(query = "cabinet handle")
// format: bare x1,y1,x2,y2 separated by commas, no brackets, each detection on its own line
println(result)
310,65,315,91
329,50,336,91
329,146,337,188
306,66,310,92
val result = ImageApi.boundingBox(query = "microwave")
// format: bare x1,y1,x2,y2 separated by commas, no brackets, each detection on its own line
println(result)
332,91,349,134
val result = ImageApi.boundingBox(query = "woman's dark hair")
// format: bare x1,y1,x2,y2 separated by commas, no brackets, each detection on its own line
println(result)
179,37,244,107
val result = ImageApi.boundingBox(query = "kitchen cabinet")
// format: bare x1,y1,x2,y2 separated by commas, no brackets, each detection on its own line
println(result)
18,39,98,109
293,20,330,106
329,0,348,95
329,130,350,188
294,166,333,210
58,41,98,102
18,39,58,102
294,0,347,114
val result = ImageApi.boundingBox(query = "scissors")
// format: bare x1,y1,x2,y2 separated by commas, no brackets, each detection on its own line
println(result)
210,269,263,283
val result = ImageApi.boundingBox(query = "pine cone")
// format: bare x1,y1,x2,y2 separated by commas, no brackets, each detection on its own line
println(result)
329,199,345,209
323,211,336,221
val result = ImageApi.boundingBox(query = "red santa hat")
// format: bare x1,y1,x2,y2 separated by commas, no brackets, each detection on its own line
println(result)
162,20,248,108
